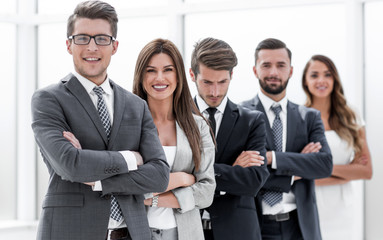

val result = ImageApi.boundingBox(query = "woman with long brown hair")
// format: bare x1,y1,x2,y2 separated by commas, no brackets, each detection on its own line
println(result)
302,55,372,240
133,38,215,240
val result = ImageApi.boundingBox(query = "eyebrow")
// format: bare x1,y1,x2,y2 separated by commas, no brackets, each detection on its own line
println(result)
146,64,174,68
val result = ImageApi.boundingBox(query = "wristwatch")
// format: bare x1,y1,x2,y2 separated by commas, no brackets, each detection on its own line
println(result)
151,195,159,207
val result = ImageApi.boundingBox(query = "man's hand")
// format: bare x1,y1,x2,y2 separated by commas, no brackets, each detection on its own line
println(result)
83,182,95,186
132,151,144,166
233,151,265,167
300,142,321,154
63,131,82,149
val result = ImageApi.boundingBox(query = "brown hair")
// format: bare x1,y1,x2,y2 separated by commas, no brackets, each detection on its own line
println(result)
191,37,238,78
67,0,118,38
254,38,292,65
302,55,362,152
133,38,208,171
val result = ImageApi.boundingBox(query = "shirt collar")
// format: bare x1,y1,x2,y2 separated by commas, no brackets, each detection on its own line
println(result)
196,95,228,114
258,90,288,113
72,71,113,96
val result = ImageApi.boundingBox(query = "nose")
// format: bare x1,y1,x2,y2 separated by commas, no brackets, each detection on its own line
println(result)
270,66,278,76
87,38,99,51
210,84,218,97
155,71,164,81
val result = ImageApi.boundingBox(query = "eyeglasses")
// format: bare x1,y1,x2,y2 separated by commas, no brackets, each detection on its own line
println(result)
68,34,116,46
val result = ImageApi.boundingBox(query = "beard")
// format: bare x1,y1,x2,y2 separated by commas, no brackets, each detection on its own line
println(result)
259,77,289,95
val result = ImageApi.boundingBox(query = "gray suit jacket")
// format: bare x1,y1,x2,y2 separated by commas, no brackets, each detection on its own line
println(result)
241,95,333,240
172,115,216,240
31,74,169,240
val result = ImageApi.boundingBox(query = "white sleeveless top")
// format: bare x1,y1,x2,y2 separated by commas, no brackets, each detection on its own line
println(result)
315,130,363,240
147,146,177,229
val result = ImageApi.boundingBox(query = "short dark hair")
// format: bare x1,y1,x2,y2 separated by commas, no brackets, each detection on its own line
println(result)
191,37,238,77
67,0,118,38
254,38,292,65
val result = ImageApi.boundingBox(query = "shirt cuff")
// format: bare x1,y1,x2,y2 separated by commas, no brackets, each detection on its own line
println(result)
92,181,102,191
271,151,277,169
119,150,138,171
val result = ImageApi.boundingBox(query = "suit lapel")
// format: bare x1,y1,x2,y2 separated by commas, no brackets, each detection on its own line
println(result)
286,101,299,152
252,95,274,150
108,80,125,150
64,74,109,145
216,100,238,161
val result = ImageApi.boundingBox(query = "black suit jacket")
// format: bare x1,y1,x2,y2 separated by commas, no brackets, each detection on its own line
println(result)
241,95,333,240
198,98,270,240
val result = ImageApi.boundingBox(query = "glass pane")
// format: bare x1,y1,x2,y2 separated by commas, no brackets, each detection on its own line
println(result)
364,2,383,239
185,4,347,105
38,23,73,88
0,0,16,14
0,23,16,220
38,0,167,15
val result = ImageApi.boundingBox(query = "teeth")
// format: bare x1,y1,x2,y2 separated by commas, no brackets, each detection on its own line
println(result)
153,85,167,89
85,58,99,61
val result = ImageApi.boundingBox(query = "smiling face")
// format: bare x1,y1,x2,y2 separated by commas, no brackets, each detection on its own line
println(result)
304,60,334,100
143,53,177,103
254,48,293,101
190,64,231,108
66,18,118,85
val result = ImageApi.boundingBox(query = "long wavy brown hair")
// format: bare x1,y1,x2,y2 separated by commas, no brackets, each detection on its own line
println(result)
133,38,207,171
302,55,362,152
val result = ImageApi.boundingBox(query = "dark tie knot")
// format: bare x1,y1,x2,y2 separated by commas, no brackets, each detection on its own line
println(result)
206,107,217,117
271,105,282,116
93,86,105,97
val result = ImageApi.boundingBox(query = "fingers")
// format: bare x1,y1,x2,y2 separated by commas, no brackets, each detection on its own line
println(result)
301,142,322,154
233,151,265,167
63,131,82,149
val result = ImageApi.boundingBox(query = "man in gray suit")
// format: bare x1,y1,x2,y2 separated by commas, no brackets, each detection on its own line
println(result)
31,1,169,240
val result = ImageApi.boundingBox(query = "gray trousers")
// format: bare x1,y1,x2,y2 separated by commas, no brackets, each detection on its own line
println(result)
150,227,178,240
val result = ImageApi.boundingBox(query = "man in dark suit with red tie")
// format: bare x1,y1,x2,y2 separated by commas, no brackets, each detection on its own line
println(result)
189,37,270,240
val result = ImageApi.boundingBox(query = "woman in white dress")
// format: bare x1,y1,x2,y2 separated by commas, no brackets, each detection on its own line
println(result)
132,38,216,240
301,55,373,240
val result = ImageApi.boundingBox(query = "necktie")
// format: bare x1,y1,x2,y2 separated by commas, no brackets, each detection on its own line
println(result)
93,86,123,222
263,104,283,207
206,107,217,136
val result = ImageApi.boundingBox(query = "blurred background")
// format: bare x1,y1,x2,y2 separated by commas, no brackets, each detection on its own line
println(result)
0,0,382,239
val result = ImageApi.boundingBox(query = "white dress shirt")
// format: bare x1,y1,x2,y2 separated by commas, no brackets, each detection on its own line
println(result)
258,91,297,215
73,71,138,228
195,95,227,138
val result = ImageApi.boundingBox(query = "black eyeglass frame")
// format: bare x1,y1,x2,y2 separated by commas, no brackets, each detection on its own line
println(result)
68,34,116,46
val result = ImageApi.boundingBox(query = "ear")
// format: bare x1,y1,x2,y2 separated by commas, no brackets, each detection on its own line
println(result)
66,39,73,55
253,66,258,78
230,70,233,80
289,66,294,78
189,68,196,82
111,40,119,55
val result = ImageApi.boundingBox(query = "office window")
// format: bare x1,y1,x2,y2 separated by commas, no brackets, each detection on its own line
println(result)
365,2,383,239
38,0,167,14
0,0,16,14
184,4,346,105
0,23,16,220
